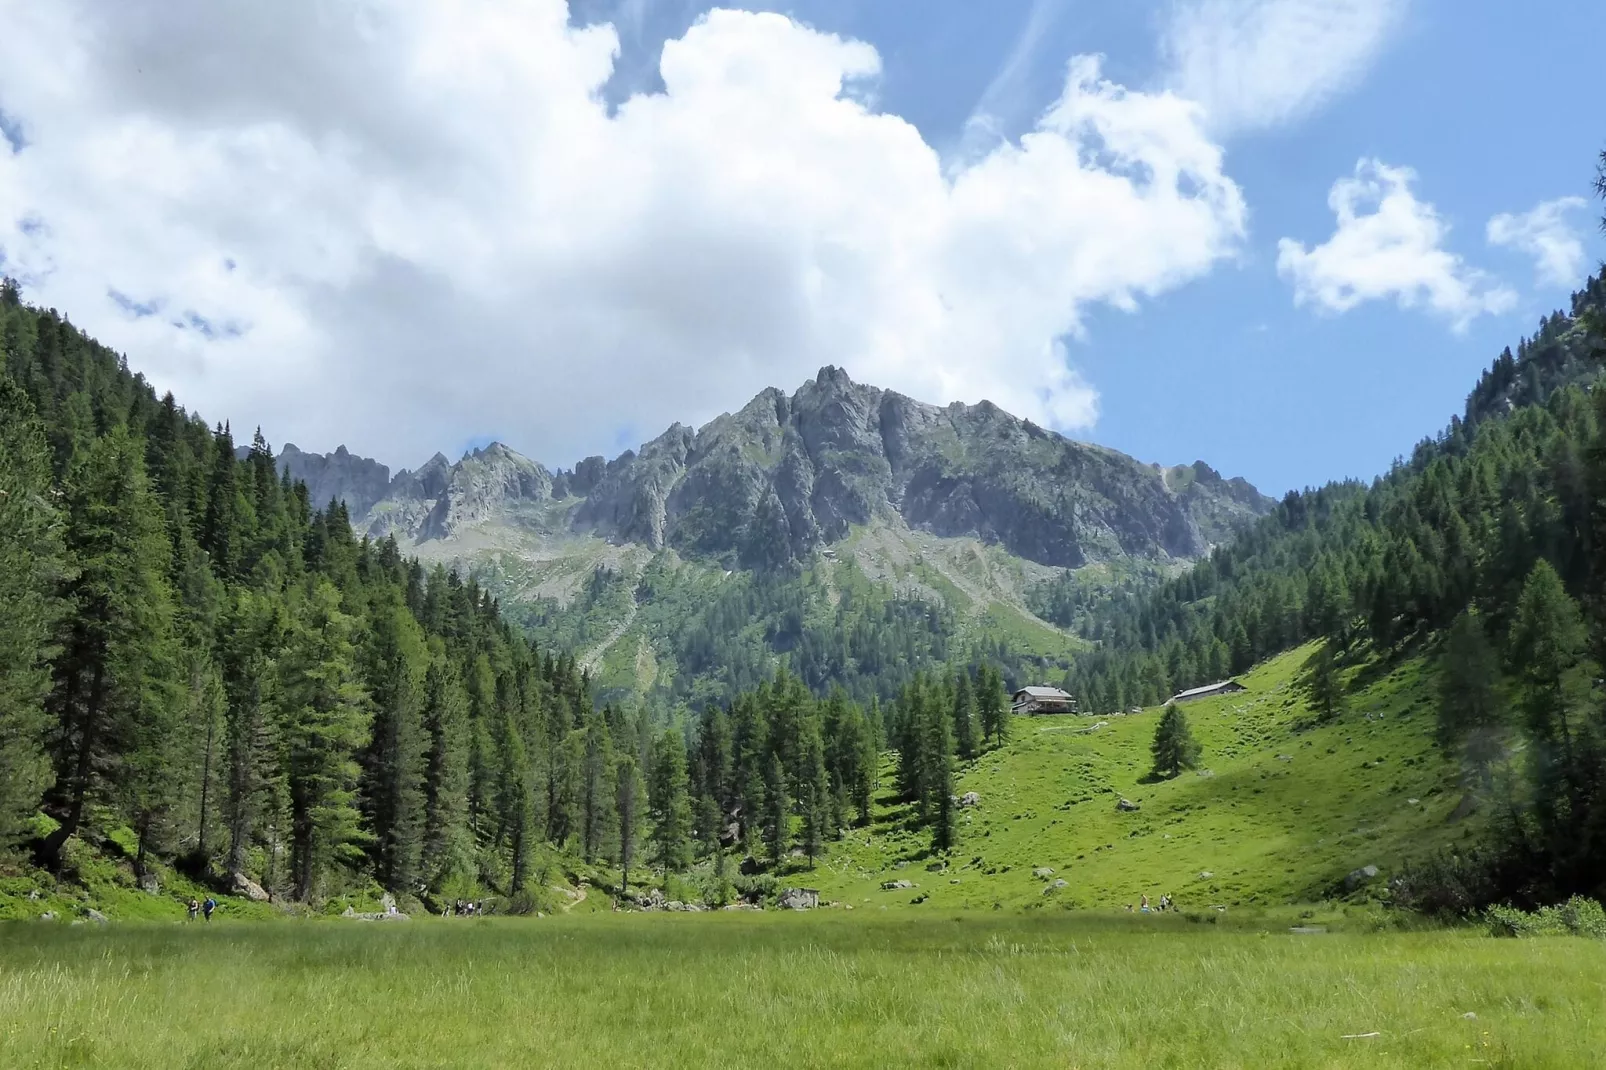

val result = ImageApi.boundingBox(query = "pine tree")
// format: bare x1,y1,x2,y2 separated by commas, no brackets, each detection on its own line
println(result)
762,751,790,867
1509,560,1591,834
1304,642,1345,721
0,376,65,852
952,670,977,761
361,600,428,893
1437,610,1504,788
421,644,472,892
43,427,180,867
580,706,616,864
924,698,957,853
798,717,830,868
648,728,691,875
615,752,647,895
275,579,372,901
495,710,536,893
975,665,1007,747
1149,704,1202,779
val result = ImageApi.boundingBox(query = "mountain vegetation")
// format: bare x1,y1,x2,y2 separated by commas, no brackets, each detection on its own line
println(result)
0,280,982,910
276,368,1272,709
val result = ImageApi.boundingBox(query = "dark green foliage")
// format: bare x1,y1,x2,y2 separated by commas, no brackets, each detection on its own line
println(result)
952,672,977,761
614,753,646,894
1437,611,1505,787
649,728,692,874
1304,643,1345,722
1061,282,1606,714
762,752,790,866
44,427,182,866
0,376,65,852
0,286,599,906
1149,704,1202,780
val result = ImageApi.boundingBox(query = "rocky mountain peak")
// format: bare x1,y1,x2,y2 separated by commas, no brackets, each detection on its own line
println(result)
297,371,1273,570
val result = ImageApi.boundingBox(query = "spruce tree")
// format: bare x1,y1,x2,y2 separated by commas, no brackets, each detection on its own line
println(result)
1509,560,1591,838
615,752,646,895
580,706,616,864
1305,642,1345,721
762,751,790,867
361,600,428,893
798,717,830,868
1437,610,1504,788
952,670,977,761
0,376,65,853
924,703,957,854
276,579,372,901
1149,704,1202,779
648,729,692,875
43,427,180,866
421,644,472,891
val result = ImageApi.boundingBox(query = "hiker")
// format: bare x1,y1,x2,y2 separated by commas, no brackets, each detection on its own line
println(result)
1140,894,1151,913
202,896,217,922
1159,894,1172,912
187,897,199,922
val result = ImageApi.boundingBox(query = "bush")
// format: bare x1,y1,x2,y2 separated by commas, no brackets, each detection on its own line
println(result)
731,873,776,904
1487,897,1606,938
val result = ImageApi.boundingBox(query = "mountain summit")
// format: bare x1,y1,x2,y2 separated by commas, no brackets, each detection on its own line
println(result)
297,367,1271,571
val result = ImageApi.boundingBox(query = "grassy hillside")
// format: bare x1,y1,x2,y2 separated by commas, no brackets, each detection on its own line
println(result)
807,642,1473,911
475,516,1084,707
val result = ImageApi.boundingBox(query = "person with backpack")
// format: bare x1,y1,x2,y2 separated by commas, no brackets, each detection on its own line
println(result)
202,896,217,922
187,897,200,922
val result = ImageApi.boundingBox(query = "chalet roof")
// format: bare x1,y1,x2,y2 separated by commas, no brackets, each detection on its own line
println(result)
1171,680,1244,700
1015,685,1072,700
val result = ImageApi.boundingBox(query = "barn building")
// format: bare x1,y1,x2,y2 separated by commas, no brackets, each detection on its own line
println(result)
1011,685,1078,715
1170,679,1247,704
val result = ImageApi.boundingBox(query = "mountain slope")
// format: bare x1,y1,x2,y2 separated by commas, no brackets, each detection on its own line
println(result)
287,368,1272,703
810,642,1468,911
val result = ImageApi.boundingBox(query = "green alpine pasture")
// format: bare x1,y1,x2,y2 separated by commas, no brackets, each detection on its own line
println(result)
3,913,1602,1069
808,642,1471,912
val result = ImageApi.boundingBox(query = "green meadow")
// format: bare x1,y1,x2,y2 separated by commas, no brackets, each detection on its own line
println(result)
812,642,1468,911
3,913,1603,1069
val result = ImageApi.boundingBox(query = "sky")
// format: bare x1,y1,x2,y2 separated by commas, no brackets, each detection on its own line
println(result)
0,0,1602,496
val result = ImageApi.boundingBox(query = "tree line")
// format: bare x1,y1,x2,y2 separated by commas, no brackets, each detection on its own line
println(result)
0,282,1020,905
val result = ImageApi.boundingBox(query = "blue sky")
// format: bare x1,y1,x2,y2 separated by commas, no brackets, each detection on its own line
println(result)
2,1,1602,494
578,0,1606,494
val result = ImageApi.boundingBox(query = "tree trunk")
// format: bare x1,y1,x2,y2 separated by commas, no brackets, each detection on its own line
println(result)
42,661,105,868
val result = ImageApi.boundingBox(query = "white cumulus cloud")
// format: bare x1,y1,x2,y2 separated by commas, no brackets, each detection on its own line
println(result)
0,1,1247,469
1161,0,1406,134
1487,197,1590,289
1276,159,1515,329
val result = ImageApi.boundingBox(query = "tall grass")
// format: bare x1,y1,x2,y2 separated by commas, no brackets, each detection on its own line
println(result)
2,913,1600,1068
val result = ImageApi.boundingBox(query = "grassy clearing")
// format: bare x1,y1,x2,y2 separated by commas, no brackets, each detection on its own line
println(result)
2,913,1601,1069
807,643,1473,911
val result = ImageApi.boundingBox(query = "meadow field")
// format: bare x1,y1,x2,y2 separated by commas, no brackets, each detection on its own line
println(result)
2,912,1602,1069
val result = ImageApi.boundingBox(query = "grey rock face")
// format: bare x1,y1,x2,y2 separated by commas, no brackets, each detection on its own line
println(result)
566,366,1272,568
279,443,392,517
303,366,1271,566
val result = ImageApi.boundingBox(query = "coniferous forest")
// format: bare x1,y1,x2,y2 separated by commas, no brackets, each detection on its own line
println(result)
0,280,1004,908
2,167,1605,915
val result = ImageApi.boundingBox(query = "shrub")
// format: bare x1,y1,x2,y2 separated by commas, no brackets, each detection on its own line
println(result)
1487,897,1606,938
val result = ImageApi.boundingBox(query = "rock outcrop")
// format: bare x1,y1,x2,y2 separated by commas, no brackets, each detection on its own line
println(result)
289,366,1272,570
279,443,393,517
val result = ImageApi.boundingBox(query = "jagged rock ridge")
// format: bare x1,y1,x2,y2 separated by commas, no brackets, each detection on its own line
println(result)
284,367,1274,570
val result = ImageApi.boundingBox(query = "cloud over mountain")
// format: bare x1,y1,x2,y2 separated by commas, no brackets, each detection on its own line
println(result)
0,1,1245,467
